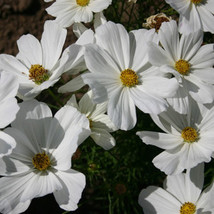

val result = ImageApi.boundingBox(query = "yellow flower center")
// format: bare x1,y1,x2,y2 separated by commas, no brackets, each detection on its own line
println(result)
180,202,196,214
181,127,198,143
175,59,190,75
76,0,90,6
191,0,202,4
120,69,139,87
32,152,51,171
29,64,50,85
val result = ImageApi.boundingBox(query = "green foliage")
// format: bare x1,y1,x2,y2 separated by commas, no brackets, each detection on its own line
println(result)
71,109,165,214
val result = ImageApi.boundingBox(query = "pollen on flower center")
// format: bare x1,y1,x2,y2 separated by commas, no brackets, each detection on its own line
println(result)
120,69,139,87
181,127,198,143
175,59,190,75
180,202,196,214
76,0,90,6
191,0,202,4
32,152,51,171
29,64,50,85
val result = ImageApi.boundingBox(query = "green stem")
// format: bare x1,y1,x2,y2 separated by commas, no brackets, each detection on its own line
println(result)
48,89,63,107
108,192,112,214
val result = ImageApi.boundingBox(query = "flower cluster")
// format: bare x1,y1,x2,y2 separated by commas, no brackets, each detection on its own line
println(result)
0,0,214,213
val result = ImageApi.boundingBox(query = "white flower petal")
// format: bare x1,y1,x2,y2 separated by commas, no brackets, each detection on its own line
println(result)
21,78,60,100
178,30,203,61
137,131,183,150
0,154,30,176
0,131,16,158
150,106,187,134
91,127,116,150
90,102,108,119
66,94,79,110
152,147,184,175
54,169,86,211
89,0,111,12
191,68,214,84
54,10,76,28
46,0,76,28
142,75,179,98
138,186,180,214
91,114,117,132
0,71,19,101
159,20,179,62
165,163,204,203
0,54,30,81
76,29,95,45
197,5,214,33
178,5,202,34
73,22,88,38
82,73,108,103
197,181,214,212
0,171,60,213
0,173,33,213
147,42,172,66
4,127,38,161
53,106,90,170
13,116,66,159
41,21,67,70
94,12,107,29
16,34,42,68
12,200,31,214
84,44,120,75
190,44,214,68
167,86,190,114
0,98,19,129
78,90,97,115
20,171,62,202
54,106,90,139
130,29,158,71
203,0,214,13
165,0,190,16
12,100,52,127
59,44,86,77
58,75,86,93
75,6,93,23
199,105,214,130
130,87,168,114
108,87,136,130
181,143,211,171
183,77,214,104
195,136,214,155
95,21,130,70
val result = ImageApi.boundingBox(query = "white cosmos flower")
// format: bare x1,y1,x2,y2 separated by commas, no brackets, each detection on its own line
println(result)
67,90,117,150
148,20,214,113
46,0,112,28
0,99,90,213
165,0,214,34
137,97,214,175
138,163,214,214
0,71,19,157
82,21,179,130
0,21,82,100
